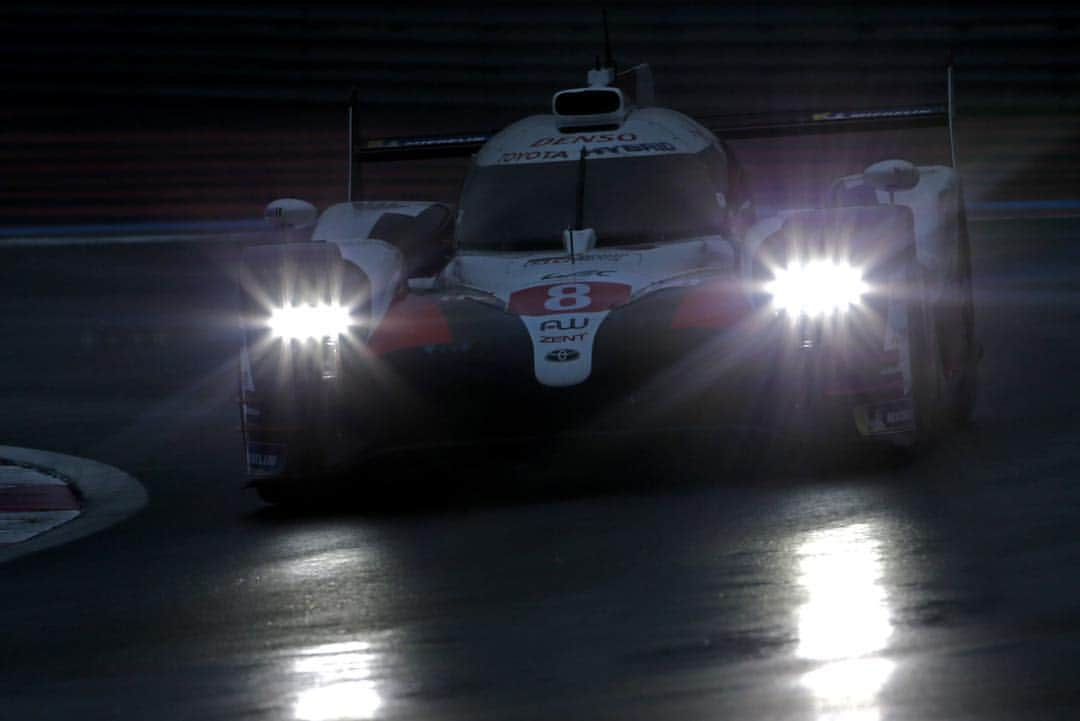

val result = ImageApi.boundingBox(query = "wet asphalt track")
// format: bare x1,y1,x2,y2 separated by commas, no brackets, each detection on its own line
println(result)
2,216,1080,720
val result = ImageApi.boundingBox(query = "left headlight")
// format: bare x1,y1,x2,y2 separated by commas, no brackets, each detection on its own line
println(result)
269,303,354,340
766,261,868,316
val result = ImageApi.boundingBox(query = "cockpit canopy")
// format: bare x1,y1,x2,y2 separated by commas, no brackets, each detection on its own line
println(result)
456,108,731,252
456,150,728,251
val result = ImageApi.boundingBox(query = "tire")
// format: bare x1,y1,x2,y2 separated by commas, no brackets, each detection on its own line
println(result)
905,265,945,449
759,204,924,455
949,202,978,427
241,324,345,499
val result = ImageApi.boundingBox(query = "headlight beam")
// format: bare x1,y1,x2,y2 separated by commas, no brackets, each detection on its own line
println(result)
766,261,868,317
269,304,354,340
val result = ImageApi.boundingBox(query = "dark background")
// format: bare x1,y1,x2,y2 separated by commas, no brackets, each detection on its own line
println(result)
5,7,1080,720
3,3,1079,229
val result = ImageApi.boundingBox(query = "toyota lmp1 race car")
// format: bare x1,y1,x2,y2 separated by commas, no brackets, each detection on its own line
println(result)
237,59,978,503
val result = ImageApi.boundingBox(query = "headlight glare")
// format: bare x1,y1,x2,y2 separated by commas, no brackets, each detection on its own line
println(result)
269,303,353,340
766,261,867,316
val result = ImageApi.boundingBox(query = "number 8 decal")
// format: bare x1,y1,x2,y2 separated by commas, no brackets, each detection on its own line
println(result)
508,281,630,315
544,283,591,311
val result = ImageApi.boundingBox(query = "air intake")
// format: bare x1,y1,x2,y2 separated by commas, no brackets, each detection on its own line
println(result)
552,87,628,131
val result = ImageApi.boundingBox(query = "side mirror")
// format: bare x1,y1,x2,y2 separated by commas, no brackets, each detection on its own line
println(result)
264,198,318,229
862,160,920,194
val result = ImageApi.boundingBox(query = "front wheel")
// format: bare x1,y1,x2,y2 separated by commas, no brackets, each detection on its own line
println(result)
237,242,369,502
842,260,946,453
947,201,979,427
241,334,348,497
905,272,946,449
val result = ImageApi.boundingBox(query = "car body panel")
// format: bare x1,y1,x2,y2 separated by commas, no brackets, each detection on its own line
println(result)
239,78,975,487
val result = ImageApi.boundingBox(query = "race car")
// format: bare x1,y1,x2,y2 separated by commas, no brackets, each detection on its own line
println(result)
237,59,978,503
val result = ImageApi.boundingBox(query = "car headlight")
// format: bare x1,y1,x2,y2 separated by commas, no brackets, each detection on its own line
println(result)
766,261,867,316
269,303,353,340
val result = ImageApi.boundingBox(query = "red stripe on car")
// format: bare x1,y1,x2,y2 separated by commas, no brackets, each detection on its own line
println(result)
671,280,753,329
368,295,453,356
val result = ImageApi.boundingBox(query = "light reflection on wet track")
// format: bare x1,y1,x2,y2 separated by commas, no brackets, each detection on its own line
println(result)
293,642,382,721
795,523,894,721
2,216,1080,720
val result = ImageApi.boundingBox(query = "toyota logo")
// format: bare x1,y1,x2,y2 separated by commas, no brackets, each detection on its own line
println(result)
545,348,580,363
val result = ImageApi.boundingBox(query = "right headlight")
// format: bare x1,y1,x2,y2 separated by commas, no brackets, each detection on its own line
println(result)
766,261,868,316
268,303,354,340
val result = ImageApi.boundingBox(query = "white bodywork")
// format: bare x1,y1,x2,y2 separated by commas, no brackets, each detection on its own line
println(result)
311,201,438,339
291,98,959,389
443,239,735,386
833,164,962,299
475,107,711,166
307,105,738,387
243,63,973,488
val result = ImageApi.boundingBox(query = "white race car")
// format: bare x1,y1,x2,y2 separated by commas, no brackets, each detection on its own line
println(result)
238,59,977,502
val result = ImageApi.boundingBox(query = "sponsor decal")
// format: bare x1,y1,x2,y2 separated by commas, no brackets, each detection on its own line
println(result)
530,133,638,146
247,442,286,474
525,252,636,266
541,269,615,280
588,142,676,157
545,348,581,363
811,107,940,122
539,333,588,343
351,200,409,210
858,399,916,435
522,310,609,386
508,282,632,316
500,150,571,163
368,134,489,149
499,140,676,164
539,317,589,331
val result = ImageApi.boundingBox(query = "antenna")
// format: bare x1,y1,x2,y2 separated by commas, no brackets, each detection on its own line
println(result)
563,146,588,264
574,146,587,231
588,10,617,86
947,64,959,172
345,85,359,202
602,9,615,73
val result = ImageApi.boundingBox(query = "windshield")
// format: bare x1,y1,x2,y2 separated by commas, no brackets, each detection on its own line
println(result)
456,150,727,251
